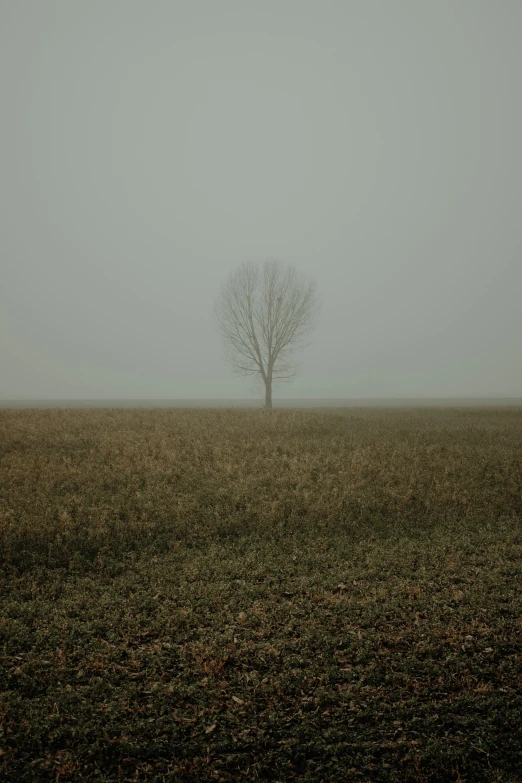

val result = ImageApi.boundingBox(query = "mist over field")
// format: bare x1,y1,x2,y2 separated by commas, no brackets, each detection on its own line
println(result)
1,398,522,410
1,0,521,403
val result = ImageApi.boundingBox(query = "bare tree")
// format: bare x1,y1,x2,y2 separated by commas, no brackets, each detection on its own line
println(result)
214,260,320,408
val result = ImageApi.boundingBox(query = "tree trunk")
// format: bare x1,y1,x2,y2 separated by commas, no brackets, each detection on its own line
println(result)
264,379,272,409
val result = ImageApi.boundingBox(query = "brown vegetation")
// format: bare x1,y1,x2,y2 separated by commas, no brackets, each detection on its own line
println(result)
1,408,521,781
1,407,521,570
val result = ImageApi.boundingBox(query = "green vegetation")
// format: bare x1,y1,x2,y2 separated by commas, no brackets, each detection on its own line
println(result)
1,408,521,781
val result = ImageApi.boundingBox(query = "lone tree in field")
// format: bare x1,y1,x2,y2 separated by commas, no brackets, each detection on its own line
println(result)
214,260,320,408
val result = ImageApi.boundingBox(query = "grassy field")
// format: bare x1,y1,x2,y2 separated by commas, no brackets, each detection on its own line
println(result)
1,407,522,782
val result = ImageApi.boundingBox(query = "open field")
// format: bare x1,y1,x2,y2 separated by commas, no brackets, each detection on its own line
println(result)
1,407,522,782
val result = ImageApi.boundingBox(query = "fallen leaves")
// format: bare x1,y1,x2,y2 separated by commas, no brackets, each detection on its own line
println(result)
2,408,522,781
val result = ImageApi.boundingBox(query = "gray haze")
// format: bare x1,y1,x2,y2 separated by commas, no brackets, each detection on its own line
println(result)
1,0,521,401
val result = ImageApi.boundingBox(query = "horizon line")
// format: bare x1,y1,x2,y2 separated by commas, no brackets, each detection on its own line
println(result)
1,396,522,402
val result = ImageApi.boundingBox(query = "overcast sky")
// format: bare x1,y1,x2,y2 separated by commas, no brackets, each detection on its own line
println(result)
1,0,521,400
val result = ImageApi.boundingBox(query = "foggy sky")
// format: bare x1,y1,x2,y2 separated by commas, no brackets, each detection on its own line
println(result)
1,0,521,400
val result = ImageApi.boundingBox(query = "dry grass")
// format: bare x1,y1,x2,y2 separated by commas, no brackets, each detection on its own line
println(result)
1,407,521,570
1,407,522,781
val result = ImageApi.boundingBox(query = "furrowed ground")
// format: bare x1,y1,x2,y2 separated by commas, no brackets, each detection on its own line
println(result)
0,407,521,782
